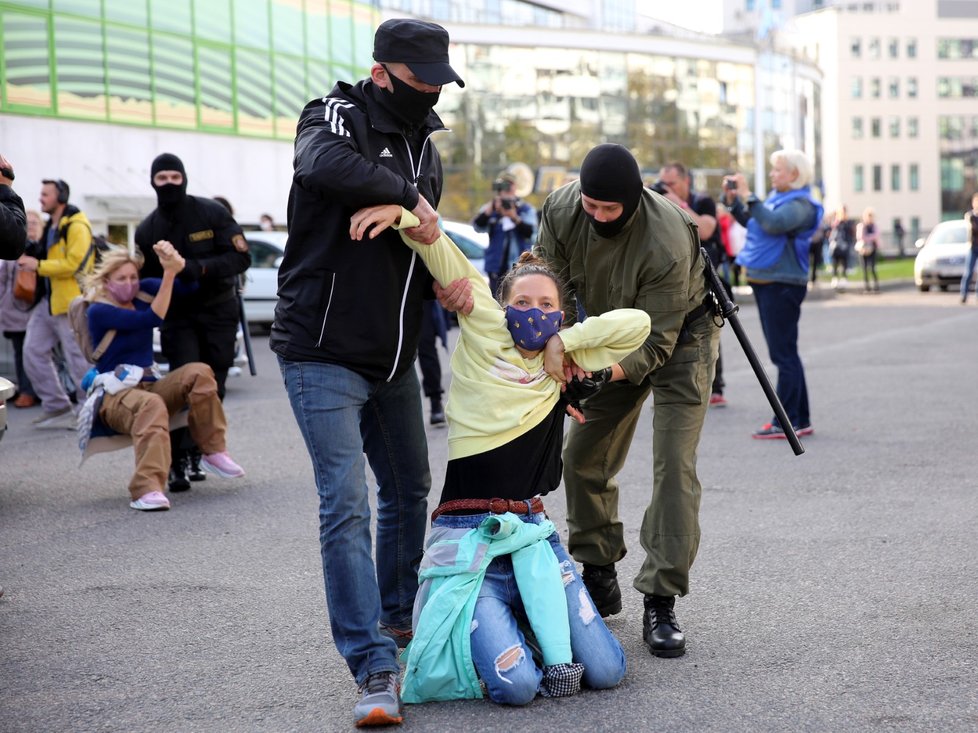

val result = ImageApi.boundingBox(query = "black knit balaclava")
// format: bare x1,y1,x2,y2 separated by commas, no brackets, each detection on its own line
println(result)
578,144,643,238
151,152,188,211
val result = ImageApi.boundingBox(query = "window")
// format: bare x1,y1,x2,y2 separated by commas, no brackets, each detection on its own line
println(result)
870,77,881,98
854,164,865,192
889,77,899,97
937,38,978,59
851,37,861,58
852,117,863,138
891,164,901,191
868,37,880,59
873,165,882,192
911,217,920,237
851,77,863,98
889,116,900,137
888,37,899,58
907,38,917,58
908,117,919,137
907,77,918,98
871,117,881,138
909,164,919,191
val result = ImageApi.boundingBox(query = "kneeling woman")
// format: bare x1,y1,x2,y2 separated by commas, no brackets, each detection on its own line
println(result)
351,206,650,706
78,244,244,511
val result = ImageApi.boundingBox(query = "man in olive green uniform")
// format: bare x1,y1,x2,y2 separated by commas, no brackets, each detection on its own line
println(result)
535,144,719,658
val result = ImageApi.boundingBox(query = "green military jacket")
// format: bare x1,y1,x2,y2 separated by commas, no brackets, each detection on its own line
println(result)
535,181,708,385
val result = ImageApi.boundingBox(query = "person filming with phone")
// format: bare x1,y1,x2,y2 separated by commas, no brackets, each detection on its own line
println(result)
472,173,537,298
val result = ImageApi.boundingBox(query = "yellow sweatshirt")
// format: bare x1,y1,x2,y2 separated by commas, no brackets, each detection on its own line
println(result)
394,210,650,460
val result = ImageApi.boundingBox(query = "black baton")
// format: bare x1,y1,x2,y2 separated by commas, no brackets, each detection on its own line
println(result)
700,247,804,456
237,281,257,377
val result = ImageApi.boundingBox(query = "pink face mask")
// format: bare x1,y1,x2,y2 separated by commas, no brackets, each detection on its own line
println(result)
106,280,139,304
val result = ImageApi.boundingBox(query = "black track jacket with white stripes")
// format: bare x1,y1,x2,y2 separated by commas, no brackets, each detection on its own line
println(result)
271,79,447,382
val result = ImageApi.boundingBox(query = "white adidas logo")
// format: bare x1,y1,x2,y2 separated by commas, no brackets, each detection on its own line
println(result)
379,147,393,158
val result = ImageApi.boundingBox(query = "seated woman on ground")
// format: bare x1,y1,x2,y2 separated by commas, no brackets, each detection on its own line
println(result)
78,243,244,512
350,206,651,706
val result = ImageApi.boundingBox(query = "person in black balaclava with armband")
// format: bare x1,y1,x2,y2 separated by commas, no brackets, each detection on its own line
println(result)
532,144,720,660
135,152,251,492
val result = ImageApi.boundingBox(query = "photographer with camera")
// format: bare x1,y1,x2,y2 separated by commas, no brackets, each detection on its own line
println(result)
472,173,537,298
655,162,730,407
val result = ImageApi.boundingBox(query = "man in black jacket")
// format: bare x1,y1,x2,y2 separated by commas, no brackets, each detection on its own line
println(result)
271,18,464,727
0,154,26,260
135,153,251,489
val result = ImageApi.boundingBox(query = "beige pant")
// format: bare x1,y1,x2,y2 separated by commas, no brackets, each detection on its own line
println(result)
98,363,227,500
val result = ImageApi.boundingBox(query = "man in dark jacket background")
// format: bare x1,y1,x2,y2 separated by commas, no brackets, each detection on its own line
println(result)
135,153,251,489
271,18,464,727
0,154,26,260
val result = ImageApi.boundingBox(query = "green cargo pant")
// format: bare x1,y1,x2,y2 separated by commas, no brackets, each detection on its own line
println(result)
564,317,719,598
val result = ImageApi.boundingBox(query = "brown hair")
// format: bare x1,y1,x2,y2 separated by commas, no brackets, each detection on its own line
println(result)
496,251,566,307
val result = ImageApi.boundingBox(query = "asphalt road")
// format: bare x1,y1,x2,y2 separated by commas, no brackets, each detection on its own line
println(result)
2,283,977,732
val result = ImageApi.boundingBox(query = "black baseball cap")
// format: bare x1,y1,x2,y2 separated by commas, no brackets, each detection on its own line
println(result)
373,18,465,88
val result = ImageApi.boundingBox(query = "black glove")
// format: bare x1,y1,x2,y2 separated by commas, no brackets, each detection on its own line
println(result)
560,367,612,413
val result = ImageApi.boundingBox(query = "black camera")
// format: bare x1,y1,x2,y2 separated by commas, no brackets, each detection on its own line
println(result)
500,197,515,211
649,181,669,196
724,179,737,191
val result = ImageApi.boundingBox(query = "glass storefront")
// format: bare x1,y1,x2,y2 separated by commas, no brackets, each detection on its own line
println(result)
435,44,769,217
0,0,379,140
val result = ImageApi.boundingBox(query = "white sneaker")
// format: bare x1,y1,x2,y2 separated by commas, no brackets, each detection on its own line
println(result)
130,491,171,511
35,407,77,430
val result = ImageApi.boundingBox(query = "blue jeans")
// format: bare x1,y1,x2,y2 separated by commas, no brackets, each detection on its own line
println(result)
278,358,431,685
751,282,810,429
433,511,626,705
961,248,978,301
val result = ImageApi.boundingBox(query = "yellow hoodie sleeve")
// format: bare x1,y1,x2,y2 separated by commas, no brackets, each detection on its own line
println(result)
557,309,651,372
394,209,507,339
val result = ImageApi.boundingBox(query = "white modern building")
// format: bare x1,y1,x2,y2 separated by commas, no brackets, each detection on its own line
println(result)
728,0,978,248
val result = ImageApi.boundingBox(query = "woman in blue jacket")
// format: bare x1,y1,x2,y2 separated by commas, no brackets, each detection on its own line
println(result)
79,245,243,511
724,149,824,440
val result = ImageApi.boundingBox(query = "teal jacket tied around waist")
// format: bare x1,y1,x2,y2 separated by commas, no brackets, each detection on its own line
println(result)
401,513,571,703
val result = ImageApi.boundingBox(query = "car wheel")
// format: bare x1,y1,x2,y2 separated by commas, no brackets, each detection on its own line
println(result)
918,285,930,292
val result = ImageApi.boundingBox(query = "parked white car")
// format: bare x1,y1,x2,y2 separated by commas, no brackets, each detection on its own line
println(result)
242,230,288,326
440,219,488,277
914,219,971,292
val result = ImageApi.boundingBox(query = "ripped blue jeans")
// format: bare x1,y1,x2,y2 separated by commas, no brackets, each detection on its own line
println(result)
433,510,626,705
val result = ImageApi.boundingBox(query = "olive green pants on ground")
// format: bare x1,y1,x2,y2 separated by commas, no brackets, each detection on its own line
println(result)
564,318,719,598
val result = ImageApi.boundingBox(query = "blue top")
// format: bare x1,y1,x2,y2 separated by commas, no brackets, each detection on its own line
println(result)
86,277,200,373
731,188,823,286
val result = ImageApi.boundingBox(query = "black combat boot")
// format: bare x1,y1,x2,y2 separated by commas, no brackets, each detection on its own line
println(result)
429,397,446,426
581,563,622,617
643,594,686,658
188,448,207,482
168,453,191,492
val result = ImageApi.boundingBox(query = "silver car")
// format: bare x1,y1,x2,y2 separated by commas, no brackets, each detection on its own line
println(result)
0,376,15,444
914,219,971,292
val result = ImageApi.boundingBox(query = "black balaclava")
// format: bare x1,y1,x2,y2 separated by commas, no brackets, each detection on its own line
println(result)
151,152,188,211
578,144,644,238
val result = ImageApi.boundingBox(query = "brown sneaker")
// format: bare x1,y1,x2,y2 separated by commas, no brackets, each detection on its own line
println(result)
13,394,38,408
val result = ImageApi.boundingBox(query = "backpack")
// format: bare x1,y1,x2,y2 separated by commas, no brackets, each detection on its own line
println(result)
68,291,153,364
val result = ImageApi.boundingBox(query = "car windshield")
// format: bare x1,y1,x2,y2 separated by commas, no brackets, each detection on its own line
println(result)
931,223,968,245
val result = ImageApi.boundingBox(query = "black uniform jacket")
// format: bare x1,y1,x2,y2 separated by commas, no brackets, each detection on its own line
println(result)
0,185,26,260
135,196,250,319
270,79,446,382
